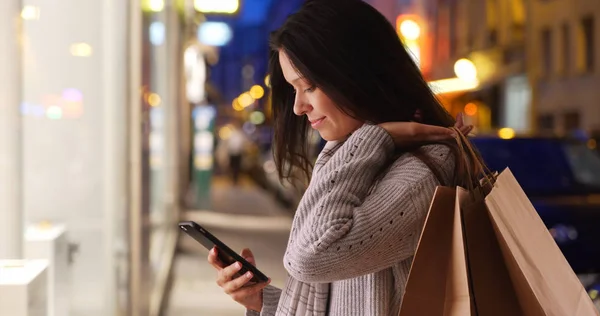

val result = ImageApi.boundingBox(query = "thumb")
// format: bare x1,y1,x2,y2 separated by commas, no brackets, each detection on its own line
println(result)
241,248,256,266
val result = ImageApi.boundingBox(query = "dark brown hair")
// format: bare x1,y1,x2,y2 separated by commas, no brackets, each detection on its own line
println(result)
269,0,479,185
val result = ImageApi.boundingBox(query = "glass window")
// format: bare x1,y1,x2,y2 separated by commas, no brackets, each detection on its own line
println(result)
563,143,600,187
472,138,574,194
541,27,553,77
577,15,595,73
562,23,571,74
582,16,595,72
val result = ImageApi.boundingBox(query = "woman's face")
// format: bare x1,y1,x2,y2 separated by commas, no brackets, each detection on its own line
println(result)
279,50,363,141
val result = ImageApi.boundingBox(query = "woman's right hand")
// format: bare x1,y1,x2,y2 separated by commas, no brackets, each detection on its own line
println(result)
208,247,271,312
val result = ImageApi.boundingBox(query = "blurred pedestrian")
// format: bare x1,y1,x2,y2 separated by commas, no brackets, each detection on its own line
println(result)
208,0,476,315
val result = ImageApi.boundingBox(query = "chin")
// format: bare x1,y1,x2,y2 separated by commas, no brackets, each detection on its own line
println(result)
318,130,344,142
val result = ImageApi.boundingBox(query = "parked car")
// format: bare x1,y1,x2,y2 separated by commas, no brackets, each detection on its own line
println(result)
471,136,600,275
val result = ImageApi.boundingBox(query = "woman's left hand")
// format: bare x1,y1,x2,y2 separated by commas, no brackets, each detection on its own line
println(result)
378,112,473,147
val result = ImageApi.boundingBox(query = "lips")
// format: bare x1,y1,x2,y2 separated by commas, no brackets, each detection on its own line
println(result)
309,117,325,127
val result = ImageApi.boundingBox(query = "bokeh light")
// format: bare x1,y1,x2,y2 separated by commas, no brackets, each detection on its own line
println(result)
249,111,265,125
249,85,265,99
399,19,420,41
498,127,515,139
454,58,478,81
464,103,478,116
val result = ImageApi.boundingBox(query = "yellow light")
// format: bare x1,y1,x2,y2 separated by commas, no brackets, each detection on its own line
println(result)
249,111,266,125
590,289,599,300
70,43,93,57
400,20,421,41
588,139,597,150
498,128,515,140
264,75,271,88
239,92,255,108
148,93,161,107
21,5,40,20
429,77,479,94
194,156,213,170
232,98,244,111
218,125,233,140
405,42,421,67
464,103,478,116
38,221,53,229
194,0,239,14
142,0,165,12
454,58,478,82
249,85,265,99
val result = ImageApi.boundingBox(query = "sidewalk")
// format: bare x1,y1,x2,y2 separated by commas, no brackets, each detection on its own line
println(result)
166,176,292,316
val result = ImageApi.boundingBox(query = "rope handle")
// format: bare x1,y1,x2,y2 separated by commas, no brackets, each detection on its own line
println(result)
449,127,496,191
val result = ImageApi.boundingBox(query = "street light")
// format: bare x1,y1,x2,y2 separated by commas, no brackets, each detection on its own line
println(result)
399,19,420,41
454,58,478,82
194,0,239,14
396,16,422,68
142,0,165,12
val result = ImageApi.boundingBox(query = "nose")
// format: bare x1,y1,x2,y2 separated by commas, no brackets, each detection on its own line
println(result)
293,92,312,116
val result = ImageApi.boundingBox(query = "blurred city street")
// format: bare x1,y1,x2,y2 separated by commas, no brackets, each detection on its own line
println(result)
2,0,600,315
166,177,292,316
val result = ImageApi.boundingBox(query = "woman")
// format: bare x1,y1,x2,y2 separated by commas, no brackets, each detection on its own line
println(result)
208,0,476,315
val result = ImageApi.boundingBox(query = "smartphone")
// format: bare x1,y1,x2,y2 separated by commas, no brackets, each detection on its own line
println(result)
178,221,269,284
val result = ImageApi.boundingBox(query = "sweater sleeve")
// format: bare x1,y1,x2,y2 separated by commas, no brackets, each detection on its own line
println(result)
244,285,281,316
283,124,443,283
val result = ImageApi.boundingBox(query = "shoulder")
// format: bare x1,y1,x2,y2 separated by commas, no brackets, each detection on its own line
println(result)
382,144,455,191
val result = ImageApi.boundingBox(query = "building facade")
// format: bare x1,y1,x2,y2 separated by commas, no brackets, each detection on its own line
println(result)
424,0,530,133
420,0,599,136
528,0,600,136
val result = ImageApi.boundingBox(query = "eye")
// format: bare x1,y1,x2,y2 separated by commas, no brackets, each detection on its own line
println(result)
304,85,316,93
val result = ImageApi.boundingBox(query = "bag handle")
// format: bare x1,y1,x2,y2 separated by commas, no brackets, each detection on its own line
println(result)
449,127,495,192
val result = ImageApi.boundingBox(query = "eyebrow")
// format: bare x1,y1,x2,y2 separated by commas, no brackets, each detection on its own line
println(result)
289,77,307,85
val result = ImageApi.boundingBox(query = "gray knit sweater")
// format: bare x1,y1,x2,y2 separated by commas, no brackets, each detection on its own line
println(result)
247,124,455,316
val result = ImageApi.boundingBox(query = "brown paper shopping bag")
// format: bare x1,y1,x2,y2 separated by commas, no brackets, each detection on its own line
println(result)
400,128,599,316
459,186,525,316
400,128,524,316
399,184,524,316
399,186,473,316
485,168,600,316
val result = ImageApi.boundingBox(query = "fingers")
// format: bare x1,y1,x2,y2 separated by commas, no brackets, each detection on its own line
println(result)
240,248,256,266
208,247,225,271
454,112,476,136
217,261,244,287
455,112,464,128
461,125,474,136
229,279,272,303
412,123,453,140
223,270,255,294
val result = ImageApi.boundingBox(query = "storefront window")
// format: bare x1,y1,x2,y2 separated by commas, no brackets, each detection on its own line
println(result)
20,0,130,315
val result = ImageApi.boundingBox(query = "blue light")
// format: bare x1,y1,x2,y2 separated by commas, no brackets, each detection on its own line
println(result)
150,21,166,46
198,22,232,47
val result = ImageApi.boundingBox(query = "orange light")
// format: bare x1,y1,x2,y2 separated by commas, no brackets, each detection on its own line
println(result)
232,98,244,111
464,103,478,116
396,14,428,72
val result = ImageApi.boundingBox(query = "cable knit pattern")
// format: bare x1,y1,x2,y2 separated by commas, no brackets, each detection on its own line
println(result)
246,124,455,316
